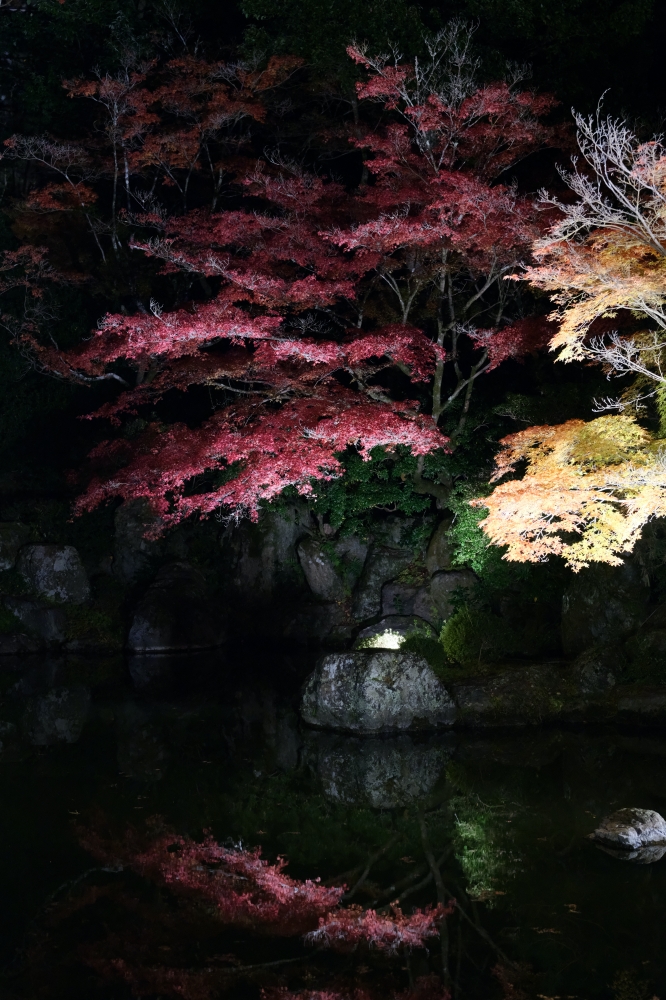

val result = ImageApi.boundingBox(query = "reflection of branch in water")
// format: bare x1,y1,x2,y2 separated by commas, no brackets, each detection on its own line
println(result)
375,849,452,913
324,831,403,890
419,813,450,985
450,877,515,968
371,861,431,906
343,832,404,901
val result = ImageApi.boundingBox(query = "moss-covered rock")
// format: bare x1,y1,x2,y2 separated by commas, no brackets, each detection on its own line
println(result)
301,649,457,733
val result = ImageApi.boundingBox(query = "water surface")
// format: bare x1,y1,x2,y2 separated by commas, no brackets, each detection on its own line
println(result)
0,651,664,999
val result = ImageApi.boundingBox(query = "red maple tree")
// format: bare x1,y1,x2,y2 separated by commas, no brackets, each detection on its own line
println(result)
2,25,562,525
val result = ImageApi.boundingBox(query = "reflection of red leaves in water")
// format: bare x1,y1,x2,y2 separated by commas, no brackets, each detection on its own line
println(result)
62,818,450,1000
81,822,342,935
79,819,446,947
306,904,448,954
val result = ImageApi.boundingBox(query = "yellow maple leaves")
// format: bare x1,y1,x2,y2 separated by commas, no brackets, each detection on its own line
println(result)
521,116,666,381
475,415,666,571
524,231,666,363
478,116,666,570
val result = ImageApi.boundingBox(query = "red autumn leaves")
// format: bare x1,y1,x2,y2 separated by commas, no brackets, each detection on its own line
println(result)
3,34,560,523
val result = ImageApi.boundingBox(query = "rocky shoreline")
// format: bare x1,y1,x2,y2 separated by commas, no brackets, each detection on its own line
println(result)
4,503,666,733
300,649,666,731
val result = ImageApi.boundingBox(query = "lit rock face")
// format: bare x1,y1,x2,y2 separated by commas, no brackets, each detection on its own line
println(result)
297,536,347,601
591,807,666,850
17,545,91,604
2,597,66,642
113,499,165,585
301,650,456,733
297,535,368,601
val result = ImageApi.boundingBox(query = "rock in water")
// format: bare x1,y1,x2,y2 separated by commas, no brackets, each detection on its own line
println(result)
301,650,456,733
17,545,91,604
596,843,666,864
591,807,666,850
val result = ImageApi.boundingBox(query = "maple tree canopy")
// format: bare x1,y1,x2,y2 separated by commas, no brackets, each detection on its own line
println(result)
1,27,560,527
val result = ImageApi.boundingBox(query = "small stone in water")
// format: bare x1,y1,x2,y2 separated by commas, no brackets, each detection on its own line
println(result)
590,807,666,850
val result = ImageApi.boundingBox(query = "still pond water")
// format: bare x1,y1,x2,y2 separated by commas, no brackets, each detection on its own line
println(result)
0,650,665,1000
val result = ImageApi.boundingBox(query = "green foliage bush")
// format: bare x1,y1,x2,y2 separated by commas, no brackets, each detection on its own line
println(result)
440,600,560,666
400,632,449,675
283,445,436,534
440,606,512,667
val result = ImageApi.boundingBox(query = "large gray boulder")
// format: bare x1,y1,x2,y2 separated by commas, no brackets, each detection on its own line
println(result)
305,731,452,808
425,520,453,575
382,569,476,627
571,645,623,694
297,537,346,601
2,597,66,643
301,649,456,733
220,504,311,598
0,523,31,571
16,545,90,604
113,499,165,584
128,562,225,653
591,808,666,850
562,561,650,657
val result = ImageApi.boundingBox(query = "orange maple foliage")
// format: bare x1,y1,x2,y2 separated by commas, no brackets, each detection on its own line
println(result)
522,112,666,408
478,112,666,571
474,414,666,570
